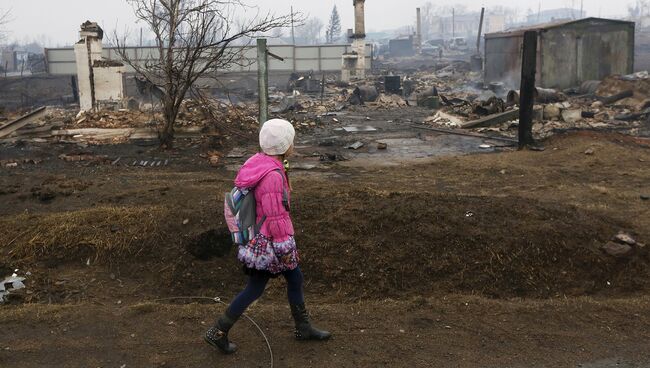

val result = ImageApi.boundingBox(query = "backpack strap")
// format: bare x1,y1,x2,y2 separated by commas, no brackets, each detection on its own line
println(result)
273,169,290,212
253,169,289,233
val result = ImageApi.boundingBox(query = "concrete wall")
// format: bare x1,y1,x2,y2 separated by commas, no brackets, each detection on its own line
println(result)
485,19,634,90
45,44,373,76
74,42,94,111
93,66,125,102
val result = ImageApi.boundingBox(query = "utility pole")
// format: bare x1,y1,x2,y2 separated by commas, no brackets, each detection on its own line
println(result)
452,8,456,38
416,7,422,54
257,38,269,125
518,31,537,149
257,39,285,125
291,6,296,45
140,28,143,46
580,0,584,18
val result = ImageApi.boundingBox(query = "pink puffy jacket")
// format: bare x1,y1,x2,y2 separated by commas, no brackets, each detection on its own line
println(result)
235,153,294,242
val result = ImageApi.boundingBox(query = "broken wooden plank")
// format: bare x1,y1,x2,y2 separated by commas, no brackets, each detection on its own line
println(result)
461,108,520,129
411,124,518,143
0,107,47,138
11,121,64,138
52,128,136,140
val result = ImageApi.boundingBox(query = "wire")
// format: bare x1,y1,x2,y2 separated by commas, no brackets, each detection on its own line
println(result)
151,296,273,368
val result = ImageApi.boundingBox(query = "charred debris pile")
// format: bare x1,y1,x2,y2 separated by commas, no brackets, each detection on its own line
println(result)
2,60,650,158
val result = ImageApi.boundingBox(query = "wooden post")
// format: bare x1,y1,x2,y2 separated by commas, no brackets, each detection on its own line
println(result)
320,73,325,104
71,76,80,104
257,39,269,125
519,31,537,149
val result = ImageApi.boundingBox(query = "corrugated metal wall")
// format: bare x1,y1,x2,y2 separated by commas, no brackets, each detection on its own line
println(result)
45,44,373,75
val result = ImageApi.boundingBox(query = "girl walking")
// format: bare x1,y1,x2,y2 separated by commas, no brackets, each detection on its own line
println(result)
205,119,331,354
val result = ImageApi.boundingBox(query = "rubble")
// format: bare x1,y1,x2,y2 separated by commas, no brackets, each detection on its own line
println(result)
1,271,26,304
425,111,464,127
561,109,582,124
601,241,633,258
346,141,364,150
601,232,646,258
371,94,408,108
462,109,519,129
614,232,637,246
2,52,649,151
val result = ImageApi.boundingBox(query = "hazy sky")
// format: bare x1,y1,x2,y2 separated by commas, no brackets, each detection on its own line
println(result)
1,0,631,46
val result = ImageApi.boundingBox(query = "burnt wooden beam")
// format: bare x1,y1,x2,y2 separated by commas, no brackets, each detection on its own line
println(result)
518,31,537,149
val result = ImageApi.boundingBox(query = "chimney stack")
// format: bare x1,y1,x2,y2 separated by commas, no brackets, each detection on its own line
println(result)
353,0,366,38
342,0,367,82
416,7,422,54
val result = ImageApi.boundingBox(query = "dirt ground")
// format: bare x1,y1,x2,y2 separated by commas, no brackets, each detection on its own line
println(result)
1,117,650,367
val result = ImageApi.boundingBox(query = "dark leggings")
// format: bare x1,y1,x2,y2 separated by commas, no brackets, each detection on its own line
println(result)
227,267,305,316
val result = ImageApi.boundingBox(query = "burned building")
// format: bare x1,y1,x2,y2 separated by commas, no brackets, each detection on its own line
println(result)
73,21,125,112
484,18,635,90
389,37,415,57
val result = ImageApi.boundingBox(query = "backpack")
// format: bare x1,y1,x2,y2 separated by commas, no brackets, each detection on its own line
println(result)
224,169,288,245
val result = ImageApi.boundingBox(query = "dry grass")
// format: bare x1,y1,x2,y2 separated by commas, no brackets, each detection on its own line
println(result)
1,205,173,262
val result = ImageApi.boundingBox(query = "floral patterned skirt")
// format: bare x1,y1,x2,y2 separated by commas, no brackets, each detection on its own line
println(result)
237,233,299,275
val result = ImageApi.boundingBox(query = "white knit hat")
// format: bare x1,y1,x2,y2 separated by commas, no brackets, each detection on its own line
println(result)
259,119,295,155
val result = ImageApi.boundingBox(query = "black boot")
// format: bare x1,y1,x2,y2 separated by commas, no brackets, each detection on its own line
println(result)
290,303,332,341
205,311,240,354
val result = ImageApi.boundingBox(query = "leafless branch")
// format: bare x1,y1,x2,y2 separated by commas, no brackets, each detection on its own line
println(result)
0,8,11,43
113,0,295,147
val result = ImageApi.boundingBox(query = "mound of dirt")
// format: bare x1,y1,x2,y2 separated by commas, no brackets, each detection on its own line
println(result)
2,188,649,302
294,190,649,299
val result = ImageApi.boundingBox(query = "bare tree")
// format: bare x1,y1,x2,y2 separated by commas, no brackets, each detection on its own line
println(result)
114,0,294,148
295,17,323,45
629,0,650,18
325,6,341,44
0,8,10,43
